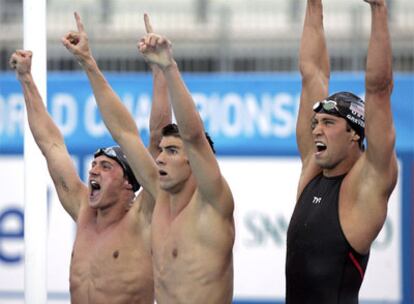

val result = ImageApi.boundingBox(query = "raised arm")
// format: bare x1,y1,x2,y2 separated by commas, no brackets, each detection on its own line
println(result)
148,66,171,156
61,12,160,200
10,50,86,221
145,14,172,158
338,0,397,254
139,25,233,217
297,0,330,163
363,0,397,190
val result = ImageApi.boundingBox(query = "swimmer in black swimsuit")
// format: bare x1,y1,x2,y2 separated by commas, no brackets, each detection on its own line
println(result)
286,1,398,303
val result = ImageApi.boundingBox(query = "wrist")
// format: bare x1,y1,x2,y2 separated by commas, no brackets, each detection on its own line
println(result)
150,64,163,76
371,4,387,17
18,73,33,84
368,0,387,10
161,60,177,73
80,55,97,71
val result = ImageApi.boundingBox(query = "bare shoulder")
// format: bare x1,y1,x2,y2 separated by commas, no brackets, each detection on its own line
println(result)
297,155,322,201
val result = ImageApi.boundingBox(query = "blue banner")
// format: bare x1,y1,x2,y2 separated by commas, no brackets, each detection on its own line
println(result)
0,72,413,155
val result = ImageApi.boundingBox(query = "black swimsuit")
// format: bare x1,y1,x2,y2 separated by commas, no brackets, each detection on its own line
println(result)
286,173,369,304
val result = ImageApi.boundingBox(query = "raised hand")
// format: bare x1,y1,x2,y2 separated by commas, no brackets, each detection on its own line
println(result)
61,12,92,64
10,50,33,80
144,13,154,34
139,13,160,73
138,13,174,69
363,0,386,6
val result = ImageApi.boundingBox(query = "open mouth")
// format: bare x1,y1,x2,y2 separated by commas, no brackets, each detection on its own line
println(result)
315,142,327,153
90,180,101,198
159,170,167,177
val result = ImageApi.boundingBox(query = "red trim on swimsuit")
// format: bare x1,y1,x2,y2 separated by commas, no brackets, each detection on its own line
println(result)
348,251,364,280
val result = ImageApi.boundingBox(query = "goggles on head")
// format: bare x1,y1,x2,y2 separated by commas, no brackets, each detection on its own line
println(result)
94,146,140,192
312,97,365,145
96,147,118,158
94,147,129,173
313,99,342,116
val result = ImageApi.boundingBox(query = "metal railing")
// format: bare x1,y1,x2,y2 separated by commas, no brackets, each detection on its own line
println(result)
0,0,413,72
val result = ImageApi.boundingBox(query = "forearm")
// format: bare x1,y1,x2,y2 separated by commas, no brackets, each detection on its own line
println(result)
149,66,171,155
163,62,204,140
81,57,139,142
365,2,393,94
19,74,64,153
299,0,329,79
364,1,395,168
296,0,330,160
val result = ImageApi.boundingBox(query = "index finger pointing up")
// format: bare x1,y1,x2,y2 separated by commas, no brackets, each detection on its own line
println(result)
74,12,85,32
144,13,153,33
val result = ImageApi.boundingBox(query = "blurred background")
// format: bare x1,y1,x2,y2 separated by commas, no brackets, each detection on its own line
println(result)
0,0,413,72
0,0,413,303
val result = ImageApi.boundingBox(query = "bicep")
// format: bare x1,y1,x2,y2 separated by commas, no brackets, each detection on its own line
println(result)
45,144,86,221
184,138,234,217
348,154,398,209
364,91,396,172
296,73,329,161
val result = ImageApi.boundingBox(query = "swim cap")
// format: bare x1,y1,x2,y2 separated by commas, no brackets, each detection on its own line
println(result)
313,91,365,140
94,146,140,192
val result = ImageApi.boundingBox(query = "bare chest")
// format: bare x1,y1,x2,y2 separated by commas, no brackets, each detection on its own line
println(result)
72,224,138,266
150,203,234,302
151,200,233,259
151,203,200,267
70,221,153,301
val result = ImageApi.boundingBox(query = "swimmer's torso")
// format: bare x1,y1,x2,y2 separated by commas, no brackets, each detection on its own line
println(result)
286,173,369,304
151,192,235,304
70,208,154,304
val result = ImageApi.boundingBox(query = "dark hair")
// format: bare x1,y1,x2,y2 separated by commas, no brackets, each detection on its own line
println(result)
161,123,216,154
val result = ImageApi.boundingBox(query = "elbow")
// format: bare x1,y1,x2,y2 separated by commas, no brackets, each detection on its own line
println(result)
365,72,394,95
179,125,206,145
299,62,330,86
113,130,137,145
43,141,65,158
177,115,206,143
111,124,139,144
299,61,315,79
180,129,203,144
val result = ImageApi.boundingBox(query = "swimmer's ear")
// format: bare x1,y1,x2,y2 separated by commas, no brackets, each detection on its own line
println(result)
351,131,360,143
